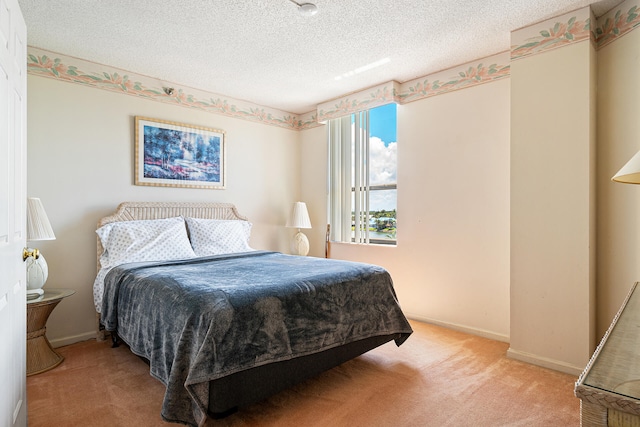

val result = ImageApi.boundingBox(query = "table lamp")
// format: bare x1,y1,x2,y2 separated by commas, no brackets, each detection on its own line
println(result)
286,201,312,256
23,197,56,299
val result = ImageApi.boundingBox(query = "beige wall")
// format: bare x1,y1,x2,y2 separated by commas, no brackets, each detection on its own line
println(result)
300,79,512,341
597,26,640,337
27,75,301,345
509,39,596,373
299,124,328,257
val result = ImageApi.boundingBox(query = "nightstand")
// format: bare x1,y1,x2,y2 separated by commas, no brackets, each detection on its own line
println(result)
26,288,75,376
575,282,640,426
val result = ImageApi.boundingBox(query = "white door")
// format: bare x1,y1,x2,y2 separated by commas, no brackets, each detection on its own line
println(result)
0,0,27,425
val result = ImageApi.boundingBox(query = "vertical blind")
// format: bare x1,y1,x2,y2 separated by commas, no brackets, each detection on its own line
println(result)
327,110,370,243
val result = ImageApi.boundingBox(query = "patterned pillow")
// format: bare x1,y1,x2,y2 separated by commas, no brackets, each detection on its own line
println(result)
97,217,196,268
185,217,254,257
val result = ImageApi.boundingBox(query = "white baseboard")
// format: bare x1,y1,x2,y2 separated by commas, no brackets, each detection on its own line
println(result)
406,312,510,343
50,331,96,348
506,347,583,376
406,313,584,375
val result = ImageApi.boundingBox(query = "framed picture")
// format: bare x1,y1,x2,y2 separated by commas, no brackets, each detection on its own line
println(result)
135,117,225,189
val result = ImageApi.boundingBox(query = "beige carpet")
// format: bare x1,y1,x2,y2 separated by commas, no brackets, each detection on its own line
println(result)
27,321,580,426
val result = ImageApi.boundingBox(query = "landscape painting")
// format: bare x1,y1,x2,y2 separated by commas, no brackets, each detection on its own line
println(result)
135,117,225,189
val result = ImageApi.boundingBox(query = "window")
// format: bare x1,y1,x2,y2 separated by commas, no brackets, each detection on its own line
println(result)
328,103,397,245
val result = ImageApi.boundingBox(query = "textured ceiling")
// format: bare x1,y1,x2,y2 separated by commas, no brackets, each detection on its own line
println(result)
18,0,622,114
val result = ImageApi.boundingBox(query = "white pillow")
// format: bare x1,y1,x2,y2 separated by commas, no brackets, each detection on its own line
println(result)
185,217,254,257
97,217,196,268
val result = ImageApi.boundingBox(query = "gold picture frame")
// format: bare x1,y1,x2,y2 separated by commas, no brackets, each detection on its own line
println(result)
134,116,226,189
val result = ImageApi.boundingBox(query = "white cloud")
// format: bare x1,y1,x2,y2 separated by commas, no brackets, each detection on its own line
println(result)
369,136,397,185
369,136,397,211
344,125,397,211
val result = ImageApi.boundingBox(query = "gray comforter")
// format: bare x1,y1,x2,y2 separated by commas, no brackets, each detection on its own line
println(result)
101,251,412,426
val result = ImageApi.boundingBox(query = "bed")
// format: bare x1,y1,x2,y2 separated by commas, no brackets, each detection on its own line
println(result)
93,201,413,427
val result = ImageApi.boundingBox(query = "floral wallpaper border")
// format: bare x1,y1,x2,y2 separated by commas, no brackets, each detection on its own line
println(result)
594,0,640,48
26,0,640,129
511,8,593,61
317,52,511,121
26,47,315,131
316,81,400,123
397,53,511,104
511,0,640,61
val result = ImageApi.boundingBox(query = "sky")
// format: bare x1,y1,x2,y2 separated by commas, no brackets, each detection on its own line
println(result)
369,103,397,146
368,103,397,211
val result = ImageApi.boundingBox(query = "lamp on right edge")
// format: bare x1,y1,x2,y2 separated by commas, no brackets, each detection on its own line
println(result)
286,202,312,256
613,150,640,184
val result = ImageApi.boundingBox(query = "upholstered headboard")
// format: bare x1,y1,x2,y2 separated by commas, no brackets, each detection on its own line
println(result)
96,201,247,271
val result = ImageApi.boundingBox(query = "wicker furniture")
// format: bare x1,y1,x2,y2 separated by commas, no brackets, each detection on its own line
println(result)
575,282,640,426
27,288,75,376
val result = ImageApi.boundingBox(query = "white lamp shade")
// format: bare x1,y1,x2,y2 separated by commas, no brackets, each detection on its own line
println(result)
286,202,312,229
27,197,56,241
612,150,640,184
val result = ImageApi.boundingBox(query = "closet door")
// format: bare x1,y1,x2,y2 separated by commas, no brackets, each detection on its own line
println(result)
0,0,27,425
